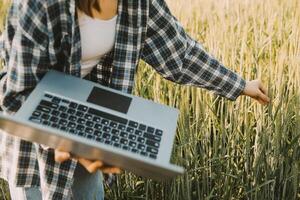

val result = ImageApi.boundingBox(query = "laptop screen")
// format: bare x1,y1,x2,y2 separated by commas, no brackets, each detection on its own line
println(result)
87,86,132,114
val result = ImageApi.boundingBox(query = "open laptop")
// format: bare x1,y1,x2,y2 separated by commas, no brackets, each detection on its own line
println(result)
0,70,184,180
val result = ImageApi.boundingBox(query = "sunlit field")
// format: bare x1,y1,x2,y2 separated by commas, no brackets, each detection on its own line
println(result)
1,0,299,199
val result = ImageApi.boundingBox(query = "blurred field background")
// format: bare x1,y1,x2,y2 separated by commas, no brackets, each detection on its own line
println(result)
0,0,300,199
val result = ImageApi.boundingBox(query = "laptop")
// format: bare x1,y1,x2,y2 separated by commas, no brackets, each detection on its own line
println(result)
0,70,184,180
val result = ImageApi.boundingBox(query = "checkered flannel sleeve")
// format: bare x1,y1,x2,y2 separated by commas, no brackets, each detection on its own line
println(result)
141,0,246,101
0,0,49,114
0,1,78,198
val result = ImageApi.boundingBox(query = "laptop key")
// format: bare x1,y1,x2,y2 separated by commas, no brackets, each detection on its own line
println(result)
137,144,145,151
120,132,128,138
149,154,157,159
67,109,76,115
111,129,119,135
105,140,112,145
120,138,128,145
37,105,51,113
118,124,126,131
96,138,104,143
51,110,60,116
113,143,121,148
67,122,76,129
94,124,102,130
51,123,59,128
140,152,148,157
122,146,129,150
32,111,41,117
146,139,160,148
143,133,161,142
69,102,78,109
103,133,111,140
44,94,53,99
134,130,142,136
128,121,138,128
60,113,68,119
59,106,68,112
93,116,101,123
129,141,137,148
77,118,86,124
69,116,77,122
52,97,61,104
138,124,146,131
60,126,67,131
76,111,84,117
69,129,76,134
85,127,93,134
78,132,85,136
41,114,50,120
103,126,111,132
137,137,145,143
131,149,139,153
129,134,136,141
155,129,163,136
85,114,93,120
146,146,158,154
62,99,70,104
76,125,84,131
87,135,93,139
146,126,155,134
94,130,102,137
111,136,119,142
59,119,67,126
86,121,94,127
101,119,109,125
126,127,134,134
78,105,88,112
110,121,118,128
42,120,50,126
50,116,59,123
40,100,58,109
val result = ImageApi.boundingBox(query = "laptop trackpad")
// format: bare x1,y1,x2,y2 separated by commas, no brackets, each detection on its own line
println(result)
87,86,132,114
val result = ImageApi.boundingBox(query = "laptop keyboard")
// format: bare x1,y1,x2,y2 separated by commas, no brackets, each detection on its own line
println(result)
29,93,163,160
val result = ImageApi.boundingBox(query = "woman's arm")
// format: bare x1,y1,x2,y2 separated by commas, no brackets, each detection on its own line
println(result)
141,0,269,103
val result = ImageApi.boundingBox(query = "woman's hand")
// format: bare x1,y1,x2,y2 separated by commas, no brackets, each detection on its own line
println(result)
54,149,121,174
241,80,270,105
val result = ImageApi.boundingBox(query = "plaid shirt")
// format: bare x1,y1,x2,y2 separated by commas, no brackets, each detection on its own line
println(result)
0,0,246,199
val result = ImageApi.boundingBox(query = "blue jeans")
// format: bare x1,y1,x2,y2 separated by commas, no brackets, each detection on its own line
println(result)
8,163,104,200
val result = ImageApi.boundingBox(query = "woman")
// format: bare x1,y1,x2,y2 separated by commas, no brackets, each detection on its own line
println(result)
0,0,270,199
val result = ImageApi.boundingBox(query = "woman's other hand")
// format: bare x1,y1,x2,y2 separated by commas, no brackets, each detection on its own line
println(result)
54,149,121,174
242,80,270,105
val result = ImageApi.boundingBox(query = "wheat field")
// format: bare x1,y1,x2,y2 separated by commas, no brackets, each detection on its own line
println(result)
1,0,300,199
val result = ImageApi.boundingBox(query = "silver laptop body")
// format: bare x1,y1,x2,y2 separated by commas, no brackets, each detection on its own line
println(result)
0,70,184,180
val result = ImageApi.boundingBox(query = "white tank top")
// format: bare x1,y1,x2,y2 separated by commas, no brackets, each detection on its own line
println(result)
78,13,117,78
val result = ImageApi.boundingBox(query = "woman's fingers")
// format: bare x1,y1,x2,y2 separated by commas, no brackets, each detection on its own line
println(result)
259,82,268,95
101,167,121,174
86,161,104,173
255,80,269,103
257,90,270,104
242,79,270,105
77,158,121,174
54,150,122,174
54,149,71,163
78,158,103,173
